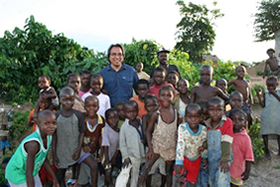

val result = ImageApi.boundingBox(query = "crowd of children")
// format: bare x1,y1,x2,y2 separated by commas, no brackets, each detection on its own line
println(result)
11,56,280,187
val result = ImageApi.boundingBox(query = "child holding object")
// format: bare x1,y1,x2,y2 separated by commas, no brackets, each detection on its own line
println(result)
256,76,280,159
174,104,207,187
116,100,145,187
5,110,58,186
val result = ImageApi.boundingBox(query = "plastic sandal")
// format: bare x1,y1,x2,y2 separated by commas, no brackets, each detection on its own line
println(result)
67,179,73,185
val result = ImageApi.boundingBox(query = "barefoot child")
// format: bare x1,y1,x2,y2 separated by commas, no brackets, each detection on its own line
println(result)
256,76,280,159
52,87,98,186
102,108,121,187
229,109,254,186
142,95,166,187
263,48,280,79
82,74,111,118
228,66,253,129
174,104,207,187
139,85,181,187
130,79,149,118
203,97,233,187
78,70,92,98
5,110,58,186
78,96,105,185
116,100,145,187
173,79,191,122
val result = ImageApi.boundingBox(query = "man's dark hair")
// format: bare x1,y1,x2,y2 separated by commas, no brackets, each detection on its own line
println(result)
107,43,125,62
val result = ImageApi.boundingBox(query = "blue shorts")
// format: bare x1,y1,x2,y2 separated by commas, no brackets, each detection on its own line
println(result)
1,140,10,150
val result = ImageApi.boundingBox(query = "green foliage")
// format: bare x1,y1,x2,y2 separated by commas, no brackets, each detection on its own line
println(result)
248,119,265,159
122,38,159,74
0,15,107,103
175,1,223,62
254,0,280,42
8,111,30,147
251,84,265,103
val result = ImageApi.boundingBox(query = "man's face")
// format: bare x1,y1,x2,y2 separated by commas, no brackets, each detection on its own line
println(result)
109,47,124,69
158,52,169,66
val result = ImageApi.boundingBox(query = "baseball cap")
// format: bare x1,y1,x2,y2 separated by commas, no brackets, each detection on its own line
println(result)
157,48,170,55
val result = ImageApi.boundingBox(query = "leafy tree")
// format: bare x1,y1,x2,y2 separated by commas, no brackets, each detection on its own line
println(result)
122,38,159,74
0,15,107,103
254,0,280,61
175,1,223,63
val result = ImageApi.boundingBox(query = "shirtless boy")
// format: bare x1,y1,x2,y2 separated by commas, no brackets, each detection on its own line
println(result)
228,66,253,128
263,48,280,79
191,65,229,108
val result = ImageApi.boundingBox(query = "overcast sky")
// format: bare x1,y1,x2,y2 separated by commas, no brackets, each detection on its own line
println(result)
0,0,274,63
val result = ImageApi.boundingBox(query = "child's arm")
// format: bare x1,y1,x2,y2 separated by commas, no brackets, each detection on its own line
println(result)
247,80,254,105
25,141,40,187
174,125,185,175
263,60,269,79
241,161,252,180
52,131,60,168
227,79,235,87
146,111,158,159
103,146,110,168
268,89,280,102
119,125,131,168
190,86,198,103
43,159,59,186
215,87,229,101
72,132,84,160
111,150,120,166
98,135,103,162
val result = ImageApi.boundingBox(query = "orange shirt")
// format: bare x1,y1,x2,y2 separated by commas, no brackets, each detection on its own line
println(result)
130,96,147,119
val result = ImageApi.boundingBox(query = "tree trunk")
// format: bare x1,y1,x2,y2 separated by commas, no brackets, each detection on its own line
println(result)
275,29,280,63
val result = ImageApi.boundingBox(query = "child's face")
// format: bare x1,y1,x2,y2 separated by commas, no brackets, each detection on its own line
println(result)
60,95,75,110
231,113,246,132
115,105,125,121
267,51,274,58
185,108,201,130
137,84,149,100
236,66,246,79
38,77,50,90
106,111,119,129
216,80,227,93
177,79,189,95
90,78,102,94
200,68,212,84
145,98,159,113
67,76,81,93
159,89,174,107
207,103,224,122
81,74,91,88
153,71,165,85
38,98,51,110
136,63,143,72
167,74,179,87
124,105,138,122
85,99,99,118
266,80,277,92
230,94,243,109
39,114,57,136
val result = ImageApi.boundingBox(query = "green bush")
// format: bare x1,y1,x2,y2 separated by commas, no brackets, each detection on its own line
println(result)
248,118,264,159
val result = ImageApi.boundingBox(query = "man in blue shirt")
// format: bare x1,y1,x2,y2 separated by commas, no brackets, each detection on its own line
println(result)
99,44,139,107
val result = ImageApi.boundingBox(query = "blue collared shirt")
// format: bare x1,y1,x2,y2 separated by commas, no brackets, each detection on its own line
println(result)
99,63,139,106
